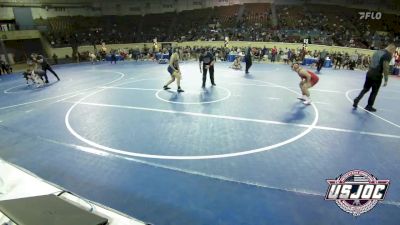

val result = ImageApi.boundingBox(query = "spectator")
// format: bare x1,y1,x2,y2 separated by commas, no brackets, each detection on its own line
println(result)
0,59,7,75
53,54,58,65
271,46,277,63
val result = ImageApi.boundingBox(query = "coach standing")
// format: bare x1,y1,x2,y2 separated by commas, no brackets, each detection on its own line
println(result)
353,43,396,112
31,53,60,83
199,48,216,88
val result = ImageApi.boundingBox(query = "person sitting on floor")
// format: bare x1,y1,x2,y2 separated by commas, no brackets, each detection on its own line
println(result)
22,68,45,87
231,56,242,70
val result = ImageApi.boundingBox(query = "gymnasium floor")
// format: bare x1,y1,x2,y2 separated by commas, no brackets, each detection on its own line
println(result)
0,61,399,225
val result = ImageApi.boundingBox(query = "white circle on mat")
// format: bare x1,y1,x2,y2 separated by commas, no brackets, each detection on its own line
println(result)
155,86,231,105
65,78,319,160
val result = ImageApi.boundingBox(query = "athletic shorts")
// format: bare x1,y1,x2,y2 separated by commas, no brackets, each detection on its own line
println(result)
310,76,319,86
306,71,319,86
167,65,180,79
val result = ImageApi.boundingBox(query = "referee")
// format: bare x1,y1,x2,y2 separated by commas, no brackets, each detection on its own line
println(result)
244,47,252,74
353,43,396,112
199,48,216,88
316,49,327,73
31,53,60,83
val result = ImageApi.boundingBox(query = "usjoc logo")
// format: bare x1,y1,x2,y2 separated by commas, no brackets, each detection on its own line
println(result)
359,12,382,20
325,170,389,216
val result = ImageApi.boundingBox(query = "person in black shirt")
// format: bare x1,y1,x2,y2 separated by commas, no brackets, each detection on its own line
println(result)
353,44,396,112
52,54,58,65
199,49,216,88
31,53,60,83
5,63,12,74
334,52,343,69
316,50,327,73
0,60,6,75
244,47,252,74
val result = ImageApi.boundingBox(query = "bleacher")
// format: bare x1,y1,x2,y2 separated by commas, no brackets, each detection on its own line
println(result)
32,3,399,49
141,12,175,42
211,5,240,27
172,8,211,41
242,3,271,27
276,5,306,30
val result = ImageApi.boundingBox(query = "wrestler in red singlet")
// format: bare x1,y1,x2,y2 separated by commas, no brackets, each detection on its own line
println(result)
292,63,319,105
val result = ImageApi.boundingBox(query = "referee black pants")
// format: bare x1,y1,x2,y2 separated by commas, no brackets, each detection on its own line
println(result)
43,66,60,82
245,61,252,73
202,65,215,86
355,76,382,107
317,58,325,72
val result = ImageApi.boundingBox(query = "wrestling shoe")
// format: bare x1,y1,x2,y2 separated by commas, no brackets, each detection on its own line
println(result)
352,98,359,108
297,97,306,101
364,106,377,112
